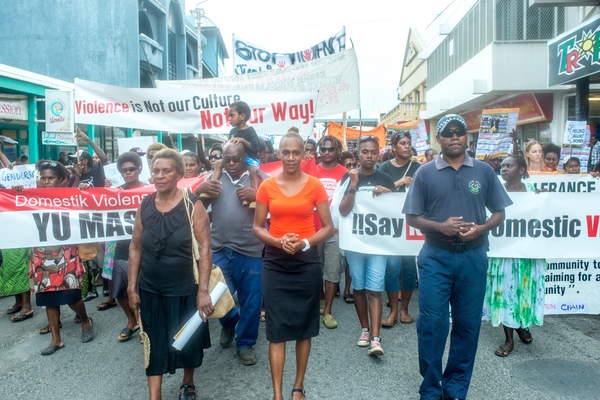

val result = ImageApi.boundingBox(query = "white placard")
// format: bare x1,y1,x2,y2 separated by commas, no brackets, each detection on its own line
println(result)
0,164,36,188
563,120,587,146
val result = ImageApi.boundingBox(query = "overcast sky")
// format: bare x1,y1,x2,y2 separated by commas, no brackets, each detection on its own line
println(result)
184,0,454,118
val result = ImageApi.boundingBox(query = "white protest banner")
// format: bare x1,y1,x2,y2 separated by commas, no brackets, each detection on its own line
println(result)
543,258,600,314
0,177,205,249
42,131,77,146
563,120,587,146
232,28,346,75
338,192,600,259
45,90,74,133
103,163,125,187
0,164,36,188
521,173,598,192
157,48,360,118
476,108,519,159
74,78,318,136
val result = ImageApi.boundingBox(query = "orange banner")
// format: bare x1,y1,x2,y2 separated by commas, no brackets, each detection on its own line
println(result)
327,122,387,144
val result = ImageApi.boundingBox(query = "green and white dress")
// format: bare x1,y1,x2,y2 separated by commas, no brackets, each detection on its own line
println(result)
0,248,31,296
485,185,546,328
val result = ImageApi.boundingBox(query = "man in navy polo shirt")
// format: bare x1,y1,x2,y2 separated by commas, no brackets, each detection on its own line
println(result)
403,114,512,400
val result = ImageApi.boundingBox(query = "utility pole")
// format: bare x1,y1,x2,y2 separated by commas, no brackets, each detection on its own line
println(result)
191,1,207,79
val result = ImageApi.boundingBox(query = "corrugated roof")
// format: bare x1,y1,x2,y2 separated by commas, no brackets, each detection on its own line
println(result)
0,63,74,91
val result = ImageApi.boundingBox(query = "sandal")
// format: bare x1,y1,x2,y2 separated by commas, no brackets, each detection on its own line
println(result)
179,384,196,400
118,326,140,342
291,388,306,399
97,301,117,311
260,310,266,322
399,312,414,324
73,314,82,324
494,344,514,357
381,316,398,328
343,293,354,304
516,328,533,344
6,304,22,315
39,321,62,335
11,311,33,322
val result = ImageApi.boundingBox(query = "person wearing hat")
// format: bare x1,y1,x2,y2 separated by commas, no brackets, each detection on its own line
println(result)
402,114,512,400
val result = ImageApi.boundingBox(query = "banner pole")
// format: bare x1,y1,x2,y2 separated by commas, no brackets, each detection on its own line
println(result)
342,112,348,150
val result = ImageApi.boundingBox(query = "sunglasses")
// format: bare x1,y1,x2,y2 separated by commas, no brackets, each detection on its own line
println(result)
209,154,223,160
120,166,139,174
359,135,379,142
319,146,335,153
345,162,357,169
439,128,467,138
223,156,243,164
41,161,58,167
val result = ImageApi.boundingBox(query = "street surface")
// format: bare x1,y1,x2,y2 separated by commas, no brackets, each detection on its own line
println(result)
1,286,599,399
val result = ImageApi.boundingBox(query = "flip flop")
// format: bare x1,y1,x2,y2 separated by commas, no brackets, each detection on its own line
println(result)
516,328,533,344
97,301,117,311
260,310,266,322
81,318,94,343
39,322,62,335
6,304,22,315
118,325,140,342
494,345,513,357
343,293,354,304
41,343,65,356
400,314,415,324
11,311,33,322
381,317,398,328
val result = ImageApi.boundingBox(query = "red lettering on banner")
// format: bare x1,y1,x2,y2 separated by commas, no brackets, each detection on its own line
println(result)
406,224,425,240
248,108,266,124
271,102,287,121
200,109,227,129
586,215,599,237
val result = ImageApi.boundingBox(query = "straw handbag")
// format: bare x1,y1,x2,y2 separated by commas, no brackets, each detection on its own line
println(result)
77,243,100,261
182,189,234,319
138,310,150,369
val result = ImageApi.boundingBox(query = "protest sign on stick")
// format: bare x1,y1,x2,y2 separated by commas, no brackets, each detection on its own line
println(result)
475,108,519,159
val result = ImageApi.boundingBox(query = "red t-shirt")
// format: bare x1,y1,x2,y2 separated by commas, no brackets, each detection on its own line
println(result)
313,164,348,231
256,175,328,240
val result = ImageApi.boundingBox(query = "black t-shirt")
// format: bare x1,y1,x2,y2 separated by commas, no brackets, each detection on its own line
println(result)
69,164,105,188
229,126,260,159
340,170,395,191
378,159,421,192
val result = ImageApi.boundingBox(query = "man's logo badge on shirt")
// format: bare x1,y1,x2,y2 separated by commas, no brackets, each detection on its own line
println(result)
468,180,481,194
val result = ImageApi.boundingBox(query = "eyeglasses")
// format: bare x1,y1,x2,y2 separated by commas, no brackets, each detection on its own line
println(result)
41,161,58,167
120,166,139,174
223,156,243,164
359,135,379,143
439,128,467,138
345,162,357,169
319,146,335,153
209,154,223,160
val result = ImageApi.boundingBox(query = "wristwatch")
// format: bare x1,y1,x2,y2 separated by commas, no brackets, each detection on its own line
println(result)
301,238,311,252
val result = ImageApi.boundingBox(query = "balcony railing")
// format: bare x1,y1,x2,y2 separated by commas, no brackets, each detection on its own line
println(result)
139,34,163,71
381,101,426,125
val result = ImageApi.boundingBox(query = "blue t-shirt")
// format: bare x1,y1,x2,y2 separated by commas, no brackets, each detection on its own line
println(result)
402,152,512,241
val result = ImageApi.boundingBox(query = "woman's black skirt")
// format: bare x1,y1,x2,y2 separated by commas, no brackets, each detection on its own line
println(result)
139,288,211,376
263,245,321,342
36,289,81,307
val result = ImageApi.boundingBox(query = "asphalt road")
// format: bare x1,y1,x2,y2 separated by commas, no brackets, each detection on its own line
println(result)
1,287,599,399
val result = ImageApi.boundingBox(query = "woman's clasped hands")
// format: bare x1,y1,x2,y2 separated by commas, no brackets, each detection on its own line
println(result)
280,233,304,255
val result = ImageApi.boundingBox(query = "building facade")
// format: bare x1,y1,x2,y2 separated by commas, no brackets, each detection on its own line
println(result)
0,0,227,162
